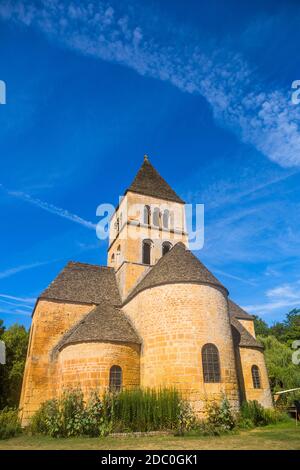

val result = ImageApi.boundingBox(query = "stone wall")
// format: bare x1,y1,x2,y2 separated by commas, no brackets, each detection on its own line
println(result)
19,300,94,426
107,191,188,298
239,346,273,408
57,342,140,398
123,283,240,416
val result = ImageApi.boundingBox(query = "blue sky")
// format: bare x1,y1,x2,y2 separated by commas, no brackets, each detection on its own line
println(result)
0,0,300,329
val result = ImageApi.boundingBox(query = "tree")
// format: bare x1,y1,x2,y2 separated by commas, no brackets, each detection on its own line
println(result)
282,309,300,345
253,316,270,337
258,335,300,393
0,322,29,409
269,322,287,342
0,319,5,337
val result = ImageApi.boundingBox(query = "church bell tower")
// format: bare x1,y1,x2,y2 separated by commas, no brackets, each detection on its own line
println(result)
107,156,188,299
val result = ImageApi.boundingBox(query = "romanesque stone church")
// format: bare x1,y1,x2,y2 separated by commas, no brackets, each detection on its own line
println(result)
20,157,272,425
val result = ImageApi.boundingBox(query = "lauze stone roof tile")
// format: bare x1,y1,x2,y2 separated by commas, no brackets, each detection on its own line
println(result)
40,261,121,306
125,242,227,302
126,157,185,204
54,303,141,353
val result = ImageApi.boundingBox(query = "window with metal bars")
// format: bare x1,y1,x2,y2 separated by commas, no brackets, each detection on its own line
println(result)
202,343,221,383
109,365,122,392
251,365,261,389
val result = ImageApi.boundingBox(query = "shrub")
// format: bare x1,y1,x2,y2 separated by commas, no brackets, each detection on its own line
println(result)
238,400,287,428
60,389,85,437
205,396,236,433
30,390,85,438
0,408,22,439
30,387,193,437
29,398,61,437
84,391,111,437
107,388,187,433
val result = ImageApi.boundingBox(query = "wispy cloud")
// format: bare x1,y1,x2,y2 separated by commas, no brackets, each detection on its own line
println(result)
212,268,257,287
0,307,31,316
0,184,96,230
244,280,300,315
1,1,300,167
0,293,36,303
0,260,51,279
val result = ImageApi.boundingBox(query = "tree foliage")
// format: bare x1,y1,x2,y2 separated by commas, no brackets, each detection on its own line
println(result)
258,335,300,393
0,322,29,409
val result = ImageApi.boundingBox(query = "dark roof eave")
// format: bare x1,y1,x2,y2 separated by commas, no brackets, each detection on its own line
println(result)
239,344,264,351
123,280,229,306
124,188,185,205
58,338,141,353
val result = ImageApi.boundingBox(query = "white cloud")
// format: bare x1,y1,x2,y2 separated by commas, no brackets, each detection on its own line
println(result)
1,1,300,167
244,280,300,315
0,260,51,279
0,293,36,303
212,268,256,286
1,184,96,230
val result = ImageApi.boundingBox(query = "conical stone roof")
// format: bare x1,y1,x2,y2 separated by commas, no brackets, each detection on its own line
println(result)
126,156,184,204
54,303,141,353
125,242,227,303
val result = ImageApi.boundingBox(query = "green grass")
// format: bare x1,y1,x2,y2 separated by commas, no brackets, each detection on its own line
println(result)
0,421,299,450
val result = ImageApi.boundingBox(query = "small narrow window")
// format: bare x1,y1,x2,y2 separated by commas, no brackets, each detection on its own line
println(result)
115,218,120,234
169,211,174,230
109,365,122,392
142,239,152,265
251,365,261,389
202,343,221,383
153,208,160,227
111,253,115,264
163,210,169,229
116,245,121,265
162,241,172,256
144,205,151,225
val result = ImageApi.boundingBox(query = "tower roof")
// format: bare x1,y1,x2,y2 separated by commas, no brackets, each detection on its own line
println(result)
126,156,184,204
54,303,141,352
124,242,227,303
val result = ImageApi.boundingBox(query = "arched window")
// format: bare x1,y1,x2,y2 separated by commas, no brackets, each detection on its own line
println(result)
109,365,122,392
169,211,174,230
144,205,151,225
116,245,121,265
202,343,221,383
162,241,172,256
153,207,160,227
142,239,152,265
251,365,261,389
115,218,120,234
163,210,169,229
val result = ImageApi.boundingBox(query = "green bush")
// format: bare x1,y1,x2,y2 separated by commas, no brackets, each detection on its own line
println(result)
29,398,61,437
108,388,186,433
238,400,287,428
84,391,111,437
205,396,236,433
0,408,22,439
30,387,193,437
